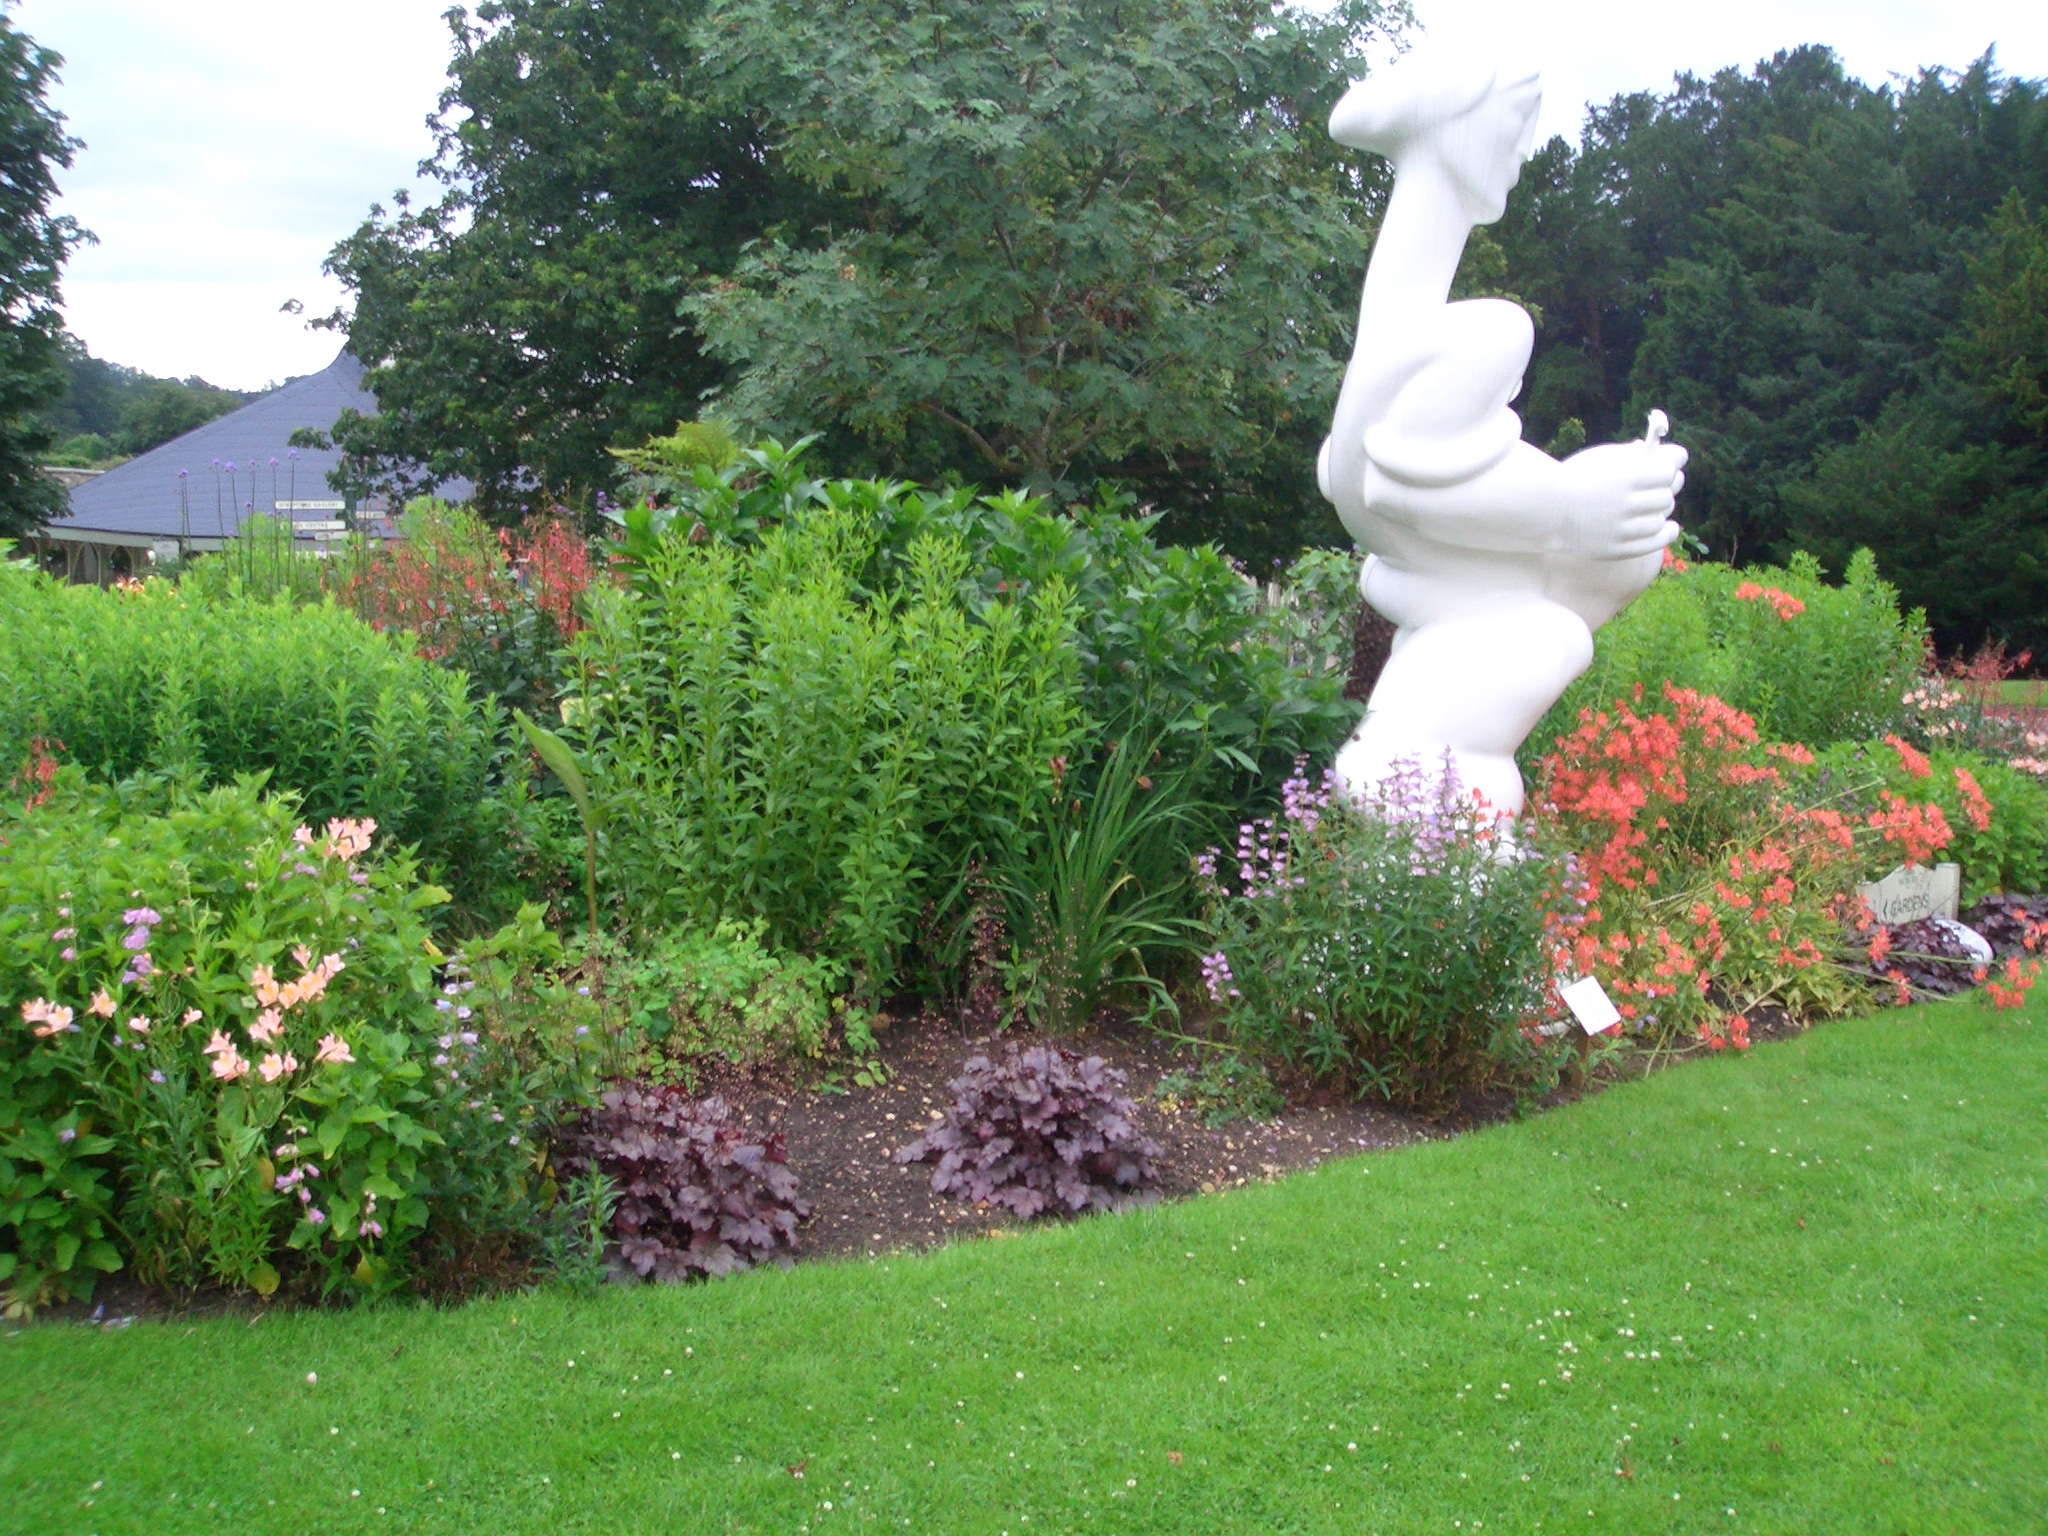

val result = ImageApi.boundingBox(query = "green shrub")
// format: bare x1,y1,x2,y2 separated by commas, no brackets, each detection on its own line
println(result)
610,919,869,1077
613,439,1358,806
1200,763,1560,1109
0,774,600,1314
567,503,1089,989
1805,739,2048,899
0,560,518,917
1530,549,1923,763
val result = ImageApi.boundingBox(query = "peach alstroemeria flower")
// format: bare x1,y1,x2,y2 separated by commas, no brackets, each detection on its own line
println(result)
314,1033,354,1067
257,1051,298,1083
23,998,77,1037
88,989,116,1018
249,1008,286,1044
211,1048,250,1082
126,1015,151,1035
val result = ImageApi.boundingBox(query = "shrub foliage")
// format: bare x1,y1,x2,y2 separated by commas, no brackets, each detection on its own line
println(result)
557,1086,809,1280
895,1045,1160,1217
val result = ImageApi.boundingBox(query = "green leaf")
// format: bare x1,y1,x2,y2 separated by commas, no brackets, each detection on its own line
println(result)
515,709,595,825
247,1260,280,1298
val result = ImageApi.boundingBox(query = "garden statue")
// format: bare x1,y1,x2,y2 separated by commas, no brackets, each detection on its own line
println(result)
1318,47,1689,815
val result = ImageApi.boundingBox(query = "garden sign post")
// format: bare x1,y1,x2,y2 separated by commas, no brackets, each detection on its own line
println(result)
1318,46,1690,815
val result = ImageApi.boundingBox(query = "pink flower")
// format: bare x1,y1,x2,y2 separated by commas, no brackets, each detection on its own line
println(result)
182,1007,203,1025
314,1033,354,1067
126,1015,151,1036
257,1051,298,1083
22,998,77,1037
211,1048,250,1082
292,943,314,968
249,1008,286,1044
202,1029,235,1057
88,989,116,1018
293,824,316,847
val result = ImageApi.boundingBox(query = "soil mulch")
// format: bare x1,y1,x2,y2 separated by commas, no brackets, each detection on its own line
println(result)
716,1011,1505,1267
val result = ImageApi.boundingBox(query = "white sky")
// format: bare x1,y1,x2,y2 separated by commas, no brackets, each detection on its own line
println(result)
17,0,2048,393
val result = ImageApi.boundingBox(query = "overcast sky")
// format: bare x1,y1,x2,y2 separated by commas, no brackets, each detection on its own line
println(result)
18,0,2048,392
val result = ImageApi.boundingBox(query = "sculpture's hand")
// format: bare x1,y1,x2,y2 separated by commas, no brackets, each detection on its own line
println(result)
1551,417,1687,561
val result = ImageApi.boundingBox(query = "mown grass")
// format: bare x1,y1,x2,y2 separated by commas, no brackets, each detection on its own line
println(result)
4,996,2044,1535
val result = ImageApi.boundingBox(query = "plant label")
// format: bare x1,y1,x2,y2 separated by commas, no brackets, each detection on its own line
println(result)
1857,862,1960,926
1559,975,1621,1035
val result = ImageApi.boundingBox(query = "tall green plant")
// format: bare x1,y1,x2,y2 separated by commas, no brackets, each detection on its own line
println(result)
0,563,515,918
566,504,1087,989
995,738,1205,1031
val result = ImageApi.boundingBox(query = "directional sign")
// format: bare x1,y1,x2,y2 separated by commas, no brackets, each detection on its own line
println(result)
277,499,346,511
289,520,347,532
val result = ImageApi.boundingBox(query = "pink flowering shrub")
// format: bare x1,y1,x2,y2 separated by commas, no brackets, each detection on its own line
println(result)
1197,760,1563,1110
0,774,603,1315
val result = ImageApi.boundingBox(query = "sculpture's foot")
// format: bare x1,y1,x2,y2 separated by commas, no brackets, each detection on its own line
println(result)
1334,592,1596,819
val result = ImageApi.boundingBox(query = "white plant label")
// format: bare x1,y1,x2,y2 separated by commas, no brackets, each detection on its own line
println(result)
1559,975,1622,1035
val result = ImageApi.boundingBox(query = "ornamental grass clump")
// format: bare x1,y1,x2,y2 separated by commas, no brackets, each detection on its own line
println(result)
1199,762,1560,1110
895,1045,1160,1217
555,1086,809,1280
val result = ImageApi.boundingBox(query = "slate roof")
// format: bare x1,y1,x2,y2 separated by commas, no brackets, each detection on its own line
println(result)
47,351,471,545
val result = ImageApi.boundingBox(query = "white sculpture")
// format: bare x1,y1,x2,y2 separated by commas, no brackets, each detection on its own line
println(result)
1318,47,1688,816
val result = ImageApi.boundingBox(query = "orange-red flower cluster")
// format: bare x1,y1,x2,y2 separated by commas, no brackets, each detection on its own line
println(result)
1733,582,1806,620
1883,734,1932,779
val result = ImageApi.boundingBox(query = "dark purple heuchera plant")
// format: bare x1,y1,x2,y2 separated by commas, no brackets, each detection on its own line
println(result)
896,1045,1160,1218
558,1086,809,1280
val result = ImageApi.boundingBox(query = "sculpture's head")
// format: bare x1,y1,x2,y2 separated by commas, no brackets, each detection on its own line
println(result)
1329,45,1542,224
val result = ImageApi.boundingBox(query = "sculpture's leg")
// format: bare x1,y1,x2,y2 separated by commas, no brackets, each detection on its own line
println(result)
1333,594,1594,817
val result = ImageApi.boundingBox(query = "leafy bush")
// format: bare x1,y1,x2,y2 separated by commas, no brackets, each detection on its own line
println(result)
1532,549,1922,762
609,919,872,1078
1806,738,2048,898
613,439,1358,804
567,499,1088,988
0,774,598,1314
555,1086,808,1280
1201,764,1560,1109
0,561,516,916
894,1045,1160,1217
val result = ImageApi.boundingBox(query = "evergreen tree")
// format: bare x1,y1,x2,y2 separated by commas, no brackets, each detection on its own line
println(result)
0,12,88,538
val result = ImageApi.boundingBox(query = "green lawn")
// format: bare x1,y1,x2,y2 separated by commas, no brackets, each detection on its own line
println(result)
1993,678,2047,708
5,999,2044,1536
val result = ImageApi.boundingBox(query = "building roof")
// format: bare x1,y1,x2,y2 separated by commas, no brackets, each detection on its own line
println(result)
46,351,471,547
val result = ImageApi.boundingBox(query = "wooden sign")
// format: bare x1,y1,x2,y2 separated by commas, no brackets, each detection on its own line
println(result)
1857,862,1960,926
